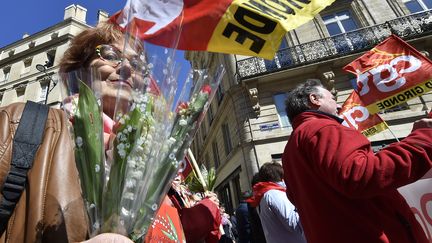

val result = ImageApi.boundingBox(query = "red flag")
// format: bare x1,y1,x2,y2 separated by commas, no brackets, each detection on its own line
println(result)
339,92,387,137
343,35,432,114
111,0,335,59
178,156,192,179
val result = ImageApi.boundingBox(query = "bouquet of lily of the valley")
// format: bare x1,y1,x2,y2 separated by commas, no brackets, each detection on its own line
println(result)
60,51,225,241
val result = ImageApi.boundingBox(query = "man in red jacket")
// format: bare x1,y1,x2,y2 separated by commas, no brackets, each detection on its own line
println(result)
282,79,432,243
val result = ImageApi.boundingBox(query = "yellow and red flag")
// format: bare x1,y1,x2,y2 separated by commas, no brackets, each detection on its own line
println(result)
339,91,387,137
111,0,335,59
343,34,432,114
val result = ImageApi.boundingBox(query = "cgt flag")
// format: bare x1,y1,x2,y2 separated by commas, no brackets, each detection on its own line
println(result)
111,0,335,59
343,34,432,114
339,91,387,137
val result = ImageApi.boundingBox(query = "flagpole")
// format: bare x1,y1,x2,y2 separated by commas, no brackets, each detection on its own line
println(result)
187,148,208,191
382,120,400,142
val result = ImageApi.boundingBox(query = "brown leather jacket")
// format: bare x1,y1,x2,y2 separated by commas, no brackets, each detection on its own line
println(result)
0,103,88,243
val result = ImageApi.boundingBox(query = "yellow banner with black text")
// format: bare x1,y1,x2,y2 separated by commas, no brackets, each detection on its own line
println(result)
361,122,388,137
366,79,432,114
208,0,335,59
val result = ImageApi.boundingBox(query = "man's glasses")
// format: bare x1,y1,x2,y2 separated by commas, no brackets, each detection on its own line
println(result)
95,44,145,72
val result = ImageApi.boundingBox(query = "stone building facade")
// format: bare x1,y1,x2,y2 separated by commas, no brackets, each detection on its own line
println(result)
189,0,432,213
0,5,108,107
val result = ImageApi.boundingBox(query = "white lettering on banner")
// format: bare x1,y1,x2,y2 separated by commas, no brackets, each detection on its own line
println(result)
357,55,422,96
342,106,369,129
116,0,184,35
222,0,313,54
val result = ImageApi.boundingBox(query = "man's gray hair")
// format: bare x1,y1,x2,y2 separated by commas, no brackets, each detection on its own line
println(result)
285,79,324,123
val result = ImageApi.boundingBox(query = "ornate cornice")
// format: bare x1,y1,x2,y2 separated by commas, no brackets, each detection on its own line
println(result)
320,70,337,95
247,85,260,116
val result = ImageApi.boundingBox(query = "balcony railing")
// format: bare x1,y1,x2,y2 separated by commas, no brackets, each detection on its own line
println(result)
236,10,432,79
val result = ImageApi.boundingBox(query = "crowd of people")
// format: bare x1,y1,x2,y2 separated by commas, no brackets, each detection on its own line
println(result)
1,15,432,243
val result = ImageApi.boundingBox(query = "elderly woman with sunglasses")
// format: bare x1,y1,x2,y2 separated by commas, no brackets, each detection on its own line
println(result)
59,21,222,243
58,21,143,243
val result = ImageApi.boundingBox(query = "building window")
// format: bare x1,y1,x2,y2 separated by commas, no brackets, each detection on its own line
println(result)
403,0,432,13
195,131,202,152
271,153,283,161
2,67,10,82
322,10,358,36
192,140,198,156
218,184,234,214
201,120,207,141
204,153,210,170
273,93,291,128
222,123,233,156
233,174,242,204
216,84,224,104
16,88,25,100
46,50,56,68
21,58,33,75
208,103,214,125
212,141,220,168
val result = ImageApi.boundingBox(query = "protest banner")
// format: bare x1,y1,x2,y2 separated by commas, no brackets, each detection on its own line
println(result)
398,178,432,241
343,35,432,114
111,0,335,59
340,91,387,137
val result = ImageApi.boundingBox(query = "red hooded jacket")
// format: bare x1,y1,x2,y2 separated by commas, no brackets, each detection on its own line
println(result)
282,111,432,243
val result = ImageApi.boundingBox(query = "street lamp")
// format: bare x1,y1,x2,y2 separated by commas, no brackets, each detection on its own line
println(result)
36,63,57,105
35,63,47,73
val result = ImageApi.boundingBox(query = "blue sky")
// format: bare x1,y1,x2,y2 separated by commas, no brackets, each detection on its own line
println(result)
0,0,126,48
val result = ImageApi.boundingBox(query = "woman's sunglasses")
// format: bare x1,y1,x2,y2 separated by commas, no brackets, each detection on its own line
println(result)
95,44,145,72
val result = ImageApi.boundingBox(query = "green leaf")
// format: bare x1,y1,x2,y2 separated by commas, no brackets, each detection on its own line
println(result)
185,165,217,193
206,167,217,191
73,80,104,208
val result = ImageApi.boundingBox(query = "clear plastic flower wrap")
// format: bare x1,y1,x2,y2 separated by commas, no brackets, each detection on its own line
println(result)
59,43,225,241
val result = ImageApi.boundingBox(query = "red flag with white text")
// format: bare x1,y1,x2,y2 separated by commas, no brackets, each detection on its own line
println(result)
343,34,432,114
339,91,387,137
110,0,335,59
